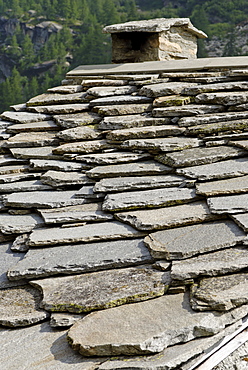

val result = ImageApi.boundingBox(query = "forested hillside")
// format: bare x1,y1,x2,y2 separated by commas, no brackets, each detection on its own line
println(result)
0,0,247,112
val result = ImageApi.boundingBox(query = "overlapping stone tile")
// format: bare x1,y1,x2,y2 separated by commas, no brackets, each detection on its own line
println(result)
153,95,192,107
0,111,50,123
7,239,152,280
207,194,248,214
0,172,42,184
139,82,197,97
0,243,26,288
153,104,224,117
178,111,248,127
102,188,199,211
81,79,128,86
99,114,169,130
0,155,26,166
89,95,153,106
53,140,111,154
76,151,151,165
74,185,104,199
30,159,85,171
40,170,93,187
94,103,152,116
57,126,102,141
26,92,87,106
144,220,245,260
196,175,248,196
195,91,248,105
0,180,52,193
183,81,248,95
86,85,136,97
122,137,201,152
229,139,248,150
54,112,101,128
27,103,89,114
186,119,248,136
50,313,85,328
48,85,83,93
10,146,62,159
231,213,248,232
6,121,58,133
0,213,44,234
4,132,59,147
0,164,29,175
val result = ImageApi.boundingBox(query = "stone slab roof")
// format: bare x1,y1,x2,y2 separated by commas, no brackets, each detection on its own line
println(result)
1,57,248,369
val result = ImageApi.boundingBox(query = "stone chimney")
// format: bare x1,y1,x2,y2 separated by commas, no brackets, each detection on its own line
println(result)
103,18,207,63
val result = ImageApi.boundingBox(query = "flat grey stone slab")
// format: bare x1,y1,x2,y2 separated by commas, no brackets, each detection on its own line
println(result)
195,91,248,105
196,175,248,196
94,174,186,192
76,151,151,165
26,92,87,106
102,188,199,211
229,139,248,150
57,126,102,141
86,85,136,97
30,159,85,171
54,112,101,128
178,111,248,127
41,170,93,187
177,158,248,180
94,103,152,116
27,103,89,114
106,125,185,141
5,132,59,147
10,146,62,159
5,190,86,209
7,121,58,133
0,155,26,166
67,292,234,357
0,172,41,184
7,238,152,280
0,180,52,193
82,79,128,87
39,203,113,224
183,81,248,95
31,267,169,313
0,164,29,175
0,243,26,288
231,213,248,232
99,114,169,130
53,140,111,154
139,82,197,97
0,285,48,327
86,161,171,179
207,194,248,214
122,137,201,152
47,85,83,93
157,146,244,167
50,312,84,328
28,221,145,247
153,105,224,117
89,95,153,106
171,246,248,282
153,95,192,107
0,322,99,369
186,119,248,136
144,220,245,260
0,213,44,234
190,273,248,311
0,111,50,123
116,201,217,231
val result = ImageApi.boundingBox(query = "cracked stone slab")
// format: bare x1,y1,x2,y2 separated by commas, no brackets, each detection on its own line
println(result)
0,243,26,288
28,221,145,247
178,111,248,127
0,111,51,123
94,103,152,116
86,85,136,97
196,175,248,196
122,137,201,152
106,125,185,141
67,292,236,357
76,152,151,165
171,246,248,282
10,146,62,159
207,194,248,214
156,146,245,167
115,201,218,231
31,267,170,313
190,273,248,311
0,180,52,193
0,213,44,234
4,132,59,147
177,158,248,180
30,159,85,171
57,126,102,141
86,161,171,179
6,121,58,133
26,92,87,106
186,119,248,136
5,190,87,209
99,114,170,130
40,170,93,187
27,103,89,114
139,82,197,97
39,203,113,224
102,188,199,212
0,285,48,327
7,238,152,280
54,112,101,128
50,313,85,328
144,220,245,260
152,105,224,117
94,174,186,192
195,91,248,105
89,95,153,106
53,140,111,154
231,213,248,232
183,81,248,95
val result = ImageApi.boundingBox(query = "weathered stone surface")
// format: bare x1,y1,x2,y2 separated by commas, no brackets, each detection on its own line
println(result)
144,220,245,260
178,111,248,127
196,175,248,196
7,239,152,280
76,152,151,165
153,95,192,107
10,146,62,159
183,81,248,95
116,201,217,231
74,186,104,199
229,139,248,150
0,285,48,327
0,322,98,369
28,221,145,247
82,79,128,87
122,137,201,152
139,82,197,97
106,125,185,141
99,114,170,130
5,132,59,147
207,194,248,214
153,105,224,117
0,164,29,175
94,174,186,192
0,213,44,234
67,292,233,357
195,91,248,105
54,112,101,128
39,203,113,224
190,273,248,311
186,119,248,136
50,313,84,328
231,213,248,232
102,188,199,211
156,146,244,167
1,111,50,123
11,233,29,252
6,121,58,133
57,126,102,141
10,103,26,111
0,119,14,128
26,92,87,106
89,95,153,106
40,170,93,187
53,140,111,154
0,243,26,288
27,103,89,114
48,85,83,93
30,159,85,171
0,172,41,184
5,190,86,209
86,85,136,97
31,267,170,313
0,155,26,166
177,158,248,180
86,161,171,179
94,103,152,116
171,247,248,282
